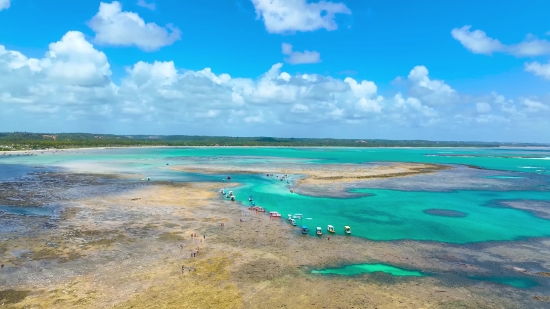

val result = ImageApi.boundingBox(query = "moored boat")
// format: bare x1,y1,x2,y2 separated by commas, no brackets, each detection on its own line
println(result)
327,225,335,233
344,226,351,234
316,227,322,236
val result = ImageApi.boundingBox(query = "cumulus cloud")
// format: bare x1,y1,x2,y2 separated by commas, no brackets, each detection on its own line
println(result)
407,66,457,106
251,0,351,34
525,61,550,80
281,43,321,64
0,31,549,140
0,0,10,11
88,1,180,51
452,25,550,57
137,0,156,11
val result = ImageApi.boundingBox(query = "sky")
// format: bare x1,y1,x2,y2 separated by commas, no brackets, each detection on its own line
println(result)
0,0,549,143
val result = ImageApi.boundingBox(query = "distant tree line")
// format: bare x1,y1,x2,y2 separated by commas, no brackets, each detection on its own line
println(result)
0,132,542,151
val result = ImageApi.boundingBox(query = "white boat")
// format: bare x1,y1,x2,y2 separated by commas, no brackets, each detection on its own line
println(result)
287,214,292,220
290,218,296,226
293,214,303,219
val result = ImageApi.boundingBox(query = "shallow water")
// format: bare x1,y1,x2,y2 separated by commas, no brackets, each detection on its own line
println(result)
311,263,424,277
2,147,550,245
469,276,540,289
0,205,57,217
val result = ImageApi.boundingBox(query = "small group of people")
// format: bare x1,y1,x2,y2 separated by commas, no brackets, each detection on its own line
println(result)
181,265,196,273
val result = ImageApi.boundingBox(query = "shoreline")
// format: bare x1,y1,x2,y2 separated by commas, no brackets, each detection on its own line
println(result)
4,144,548,155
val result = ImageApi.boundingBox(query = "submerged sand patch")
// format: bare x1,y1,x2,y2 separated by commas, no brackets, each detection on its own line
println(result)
170,162,451,185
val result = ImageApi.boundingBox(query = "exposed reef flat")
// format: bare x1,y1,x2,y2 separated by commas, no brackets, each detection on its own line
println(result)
1,170,549,308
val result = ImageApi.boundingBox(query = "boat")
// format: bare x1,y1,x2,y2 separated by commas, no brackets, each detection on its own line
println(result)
344,226,351,234
293,214,303,219
301,226,308,234
290,218,296,226
269,211,281,218
316,227,322,236
248,196,253,201
251,201,255,206
230,196,235,201
327,225,335,233
229,191,233,196
287,214,292,221
220,189,225,195
227,176,231,180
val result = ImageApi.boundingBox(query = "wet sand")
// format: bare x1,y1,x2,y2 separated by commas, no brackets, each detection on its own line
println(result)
1,172,549,308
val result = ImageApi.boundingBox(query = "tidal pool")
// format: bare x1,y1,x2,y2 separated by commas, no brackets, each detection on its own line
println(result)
469,276,539,289
311,263,424,277
0,206,56,217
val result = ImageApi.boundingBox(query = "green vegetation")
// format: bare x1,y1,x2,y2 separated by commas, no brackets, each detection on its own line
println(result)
0,132,545,151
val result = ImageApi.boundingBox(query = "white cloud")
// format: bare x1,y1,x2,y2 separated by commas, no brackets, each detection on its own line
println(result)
344,77,376,98
522,98,549,112
1,31,549,140
88,1,180,51
407,65,457,106
137,0,156,11
510,36,550,57
476,102,491,113
525,61,550,80
281,43,321,64
451,26,504,55
452,25,550,57
251,0,351,34
0,0,10,11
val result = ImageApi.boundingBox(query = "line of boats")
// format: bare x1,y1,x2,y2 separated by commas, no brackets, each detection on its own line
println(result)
220,188,351,236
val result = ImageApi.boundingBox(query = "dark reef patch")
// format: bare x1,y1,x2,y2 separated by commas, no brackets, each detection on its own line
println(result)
423,209,468,217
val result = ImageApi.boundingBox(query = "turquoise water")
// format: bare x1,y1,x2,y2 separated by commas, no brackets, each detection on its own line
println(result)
232,179,550,243
3,147,550,174
2,147,550,244
311,263,424,277
469,276,539,288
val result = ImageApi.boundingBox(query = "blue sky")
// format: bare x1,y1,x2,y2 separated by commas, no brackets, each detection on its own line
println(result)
0,0,549,142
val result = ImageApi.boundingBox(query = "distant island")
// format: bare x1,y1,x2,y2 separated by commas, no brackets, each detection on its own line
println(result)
0,132,547,151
